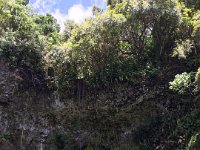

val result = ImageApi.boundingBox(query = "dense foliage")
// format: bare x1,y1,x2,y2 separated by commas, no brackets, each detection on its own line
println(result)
1,0,200,149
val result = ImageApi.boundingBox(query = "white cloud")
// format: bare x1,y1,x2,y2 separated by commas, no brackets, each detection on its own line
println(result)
51,9,68,32
52,4,93,32
67,4,93,24
30,0,107,32
30,0,57,14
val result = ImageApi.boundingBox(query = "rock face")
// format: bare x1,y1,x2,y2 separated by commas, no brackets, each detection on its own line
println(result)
0,60,17,106
0,60,19,147
0,59,186,150
0,60,55,149
0,140,15,150
0,59,157,149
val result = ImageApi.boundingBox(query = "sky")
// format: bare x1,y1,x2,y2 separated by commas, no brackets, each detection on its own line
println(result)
29,0,107,32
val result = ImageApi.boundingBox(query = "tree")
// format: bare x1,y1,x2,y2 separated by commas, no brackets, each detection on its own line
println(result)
67,10,126,84
181,0,200,10
35,14,60,36
35,14,60,45
17,0,29,5
92,5,103,16
107,0,123,7
62,20,77,42
0,0,45,70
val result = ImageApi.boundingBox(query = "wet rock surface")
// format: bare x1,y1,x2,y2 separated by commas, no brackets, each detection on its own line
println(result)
0,60,184,150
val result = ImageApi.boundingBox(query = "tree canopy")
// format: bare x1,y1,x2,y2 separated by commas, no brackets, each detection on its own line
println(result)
1,0,200,149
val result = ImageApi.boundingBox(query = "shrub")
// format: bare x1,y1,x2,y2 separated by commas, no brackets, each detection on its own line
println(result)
169,72,195,94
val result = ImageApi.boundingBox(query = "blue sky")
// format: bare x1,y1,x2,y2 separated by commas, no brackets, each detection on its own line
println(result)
29,0,106,32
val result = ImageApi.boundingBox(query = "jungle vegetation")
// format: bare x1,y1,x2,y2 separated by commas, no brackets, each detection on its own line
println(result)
1,0,200,149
